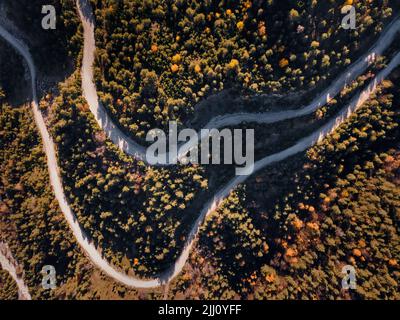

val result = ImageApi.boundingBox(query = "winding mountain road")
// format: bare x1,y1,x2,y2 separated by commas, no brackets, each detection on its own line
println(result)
0,0,399,289
0,242,31,300
78,0,400,163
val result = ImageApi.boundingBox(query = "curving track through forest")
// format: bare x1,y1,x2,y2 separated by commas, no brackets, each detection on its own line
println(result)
78,0,400,163
0,242,31,300
0,0,399,289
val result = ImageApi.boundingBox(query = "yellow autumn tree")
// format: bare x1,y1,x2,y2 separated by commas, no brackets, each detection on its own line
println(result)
172,53,182,64
237,21,244,30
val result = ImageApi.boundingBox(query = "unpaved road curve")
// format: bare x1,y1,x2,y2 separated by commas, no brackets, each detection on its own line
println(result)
1,3,400,288
0,23,163,288
0,242,31,300
78,0,400,162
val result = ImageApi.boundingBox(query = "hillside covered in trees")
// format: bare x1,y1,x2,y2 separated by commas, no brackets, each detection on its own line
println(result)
90,0,395,139
0,268,18,300
171,74,400,300
0,0,399,300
